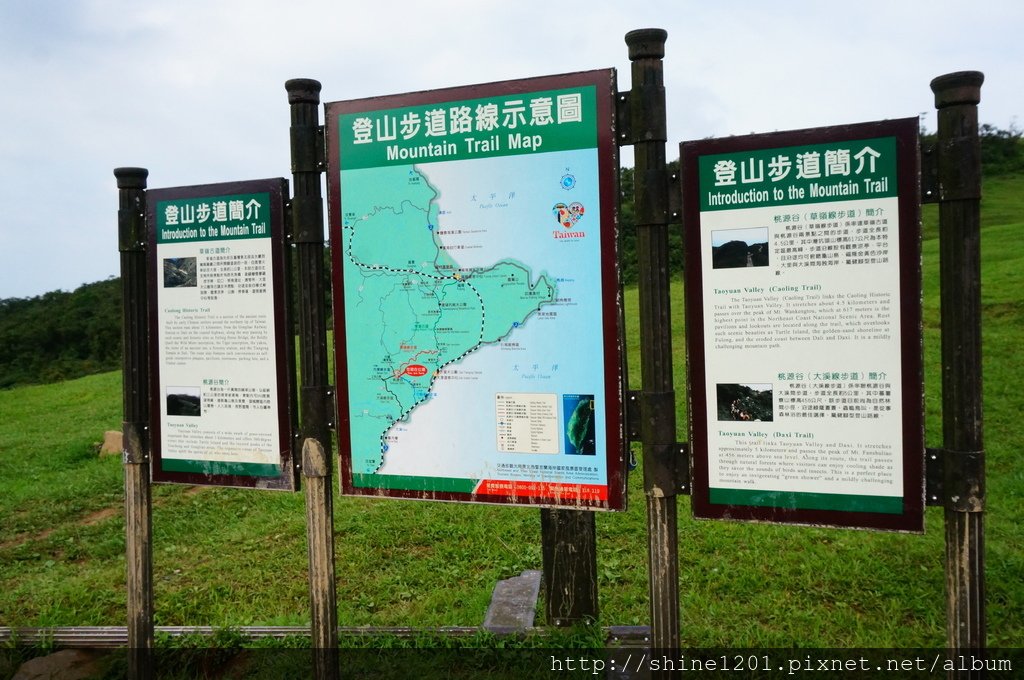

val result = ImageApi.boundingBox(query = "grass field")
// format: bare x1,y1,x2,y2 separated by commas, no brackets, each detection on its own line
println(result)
0,174,1021,649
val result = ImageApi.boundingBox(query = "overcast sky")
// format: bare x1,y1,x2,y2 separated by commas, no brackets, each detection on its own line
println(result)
1,0,1020,299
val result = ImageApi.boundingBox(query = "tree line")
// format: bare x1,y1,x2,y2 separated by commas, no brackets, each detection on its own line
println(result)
2,125,1020,388
0,277,123,388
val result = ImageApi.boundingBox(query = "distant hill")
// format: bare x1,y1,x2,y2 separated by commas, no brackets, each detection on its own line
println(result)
0,245,331,389
0,278,122,388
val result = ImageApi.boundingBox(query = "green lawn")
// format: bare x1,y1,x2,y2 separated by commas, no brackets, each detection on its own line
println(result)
0,174,1021,648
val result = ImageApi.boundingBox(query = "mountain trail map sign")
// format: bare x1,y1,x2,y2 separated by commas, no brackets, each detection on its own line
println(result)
681,118,924,531
326,69,625,509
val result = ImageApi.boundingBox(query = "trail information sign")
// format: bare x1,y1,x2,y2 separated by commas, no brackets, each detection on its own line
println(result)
148,179,297,490
681,118,924,531
326,70,625,509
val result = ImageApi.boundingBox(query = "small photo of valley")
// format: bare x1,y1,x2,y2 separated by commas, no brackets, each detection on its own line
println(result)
716,383,773,422
711,227,769,269
163,257,197,287
167,386,202,417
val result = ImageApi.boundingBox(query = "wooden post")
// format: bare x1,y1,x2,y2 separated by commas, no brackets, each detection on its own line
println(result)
540,509,598,625
625,28,681,656
302,437,337,667
286,78,339,679
931,71,986,671
115,167,154,680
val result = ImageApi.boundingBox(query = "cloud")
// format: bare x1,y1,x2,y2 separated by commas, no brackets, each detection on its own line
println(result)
0,0,1021,298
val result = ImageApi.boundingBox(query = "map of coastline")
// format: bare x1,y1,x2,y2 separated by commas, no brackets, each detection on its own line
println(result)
341,165,557,474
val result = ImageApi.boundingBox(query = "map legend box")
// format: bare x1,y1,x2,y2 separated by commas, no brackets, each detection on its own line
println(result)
495,393,559,454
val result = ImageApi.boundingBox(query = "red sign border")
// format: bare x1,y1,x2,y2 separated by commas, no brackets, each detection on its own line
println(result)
147,178,298,491
680,118,925,531
325,69,626,510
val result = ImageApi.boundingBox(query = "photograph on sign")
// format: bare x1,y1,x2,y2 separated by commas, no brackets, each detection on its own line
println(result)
148,178,297,490
681,118,924,531
326,69,625,509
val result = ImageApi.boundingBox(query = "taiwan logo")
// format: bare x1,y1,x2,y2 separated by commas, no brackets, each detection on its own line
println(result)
553,202,585,229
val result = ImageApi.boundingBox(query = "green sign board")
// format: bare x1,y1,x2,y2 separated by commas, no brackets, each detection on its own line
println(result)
337,86,598,169
681,118,924,532
697,136,898,211
156,192,272,243
149,179,297,491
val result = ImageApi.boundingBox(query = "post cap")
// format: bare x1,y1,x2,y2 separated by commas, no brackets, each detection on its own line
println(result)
930,71,984,109
625,28,668,60
286,78,322,105
113,167,148,189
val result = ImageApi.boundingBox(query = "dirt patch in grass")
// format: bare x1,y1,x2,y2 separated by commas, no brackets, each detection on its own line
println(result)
0,487,206,550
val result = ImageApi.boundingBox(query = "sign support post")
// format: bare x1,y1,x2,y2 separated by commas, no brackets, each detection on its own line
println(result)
625,28,681,654
115,166,154,680
324,69,624,625
931,71,986,665
286,78,339,679
540,509,598,625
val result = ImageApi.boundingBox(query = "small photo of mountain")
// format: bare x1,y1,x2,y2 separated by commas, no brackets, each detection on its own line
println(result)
164,257,197,287
167,386,202,417
711,228,769,269
716,383,773,422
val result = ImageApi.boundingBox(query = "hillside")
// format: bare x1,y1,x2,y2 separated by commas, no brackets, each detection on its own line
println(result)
0,278,122,388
